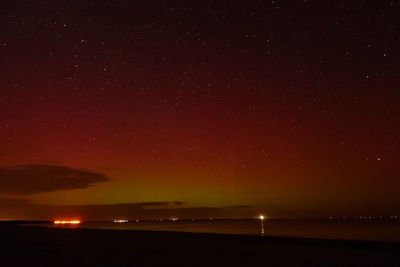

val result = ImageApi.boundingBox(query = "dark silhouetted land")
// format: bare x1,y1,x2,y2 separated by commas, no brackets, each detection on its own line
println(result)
2,223,400,266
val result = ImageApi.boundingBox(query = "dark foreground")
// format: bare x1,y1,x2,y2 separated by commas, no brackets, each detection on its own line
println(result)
1,223,400,266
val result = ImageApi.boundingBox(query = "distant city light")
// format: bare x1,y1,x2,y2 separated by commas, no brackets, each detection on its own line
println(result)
259,215,264,220
113,219,128,223
54,220,80,224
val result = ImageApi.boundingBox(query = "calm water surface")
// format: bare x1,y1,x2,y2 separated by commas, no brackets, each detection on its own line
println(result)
43,219,400,242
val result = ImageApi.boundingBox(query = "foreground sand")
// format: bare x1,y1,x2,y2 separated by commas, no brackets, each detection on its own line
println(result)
2,223,400,266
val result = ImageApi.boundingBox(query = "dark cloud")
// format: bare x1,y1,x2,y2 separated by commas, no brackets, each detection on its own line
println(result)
225,205,258,209
0,164,110,194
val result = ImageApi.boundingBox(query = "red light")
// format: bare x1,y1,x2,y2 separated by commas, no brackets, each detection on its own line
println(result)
54,220,81,224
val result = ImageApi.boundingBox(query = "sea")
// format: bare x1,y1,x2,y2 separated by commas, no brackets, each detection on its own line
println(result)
42,219,400,242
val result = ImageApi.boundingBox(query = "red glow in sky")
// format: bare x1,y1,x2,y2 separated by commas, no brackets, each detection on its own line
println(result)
0,1,399,220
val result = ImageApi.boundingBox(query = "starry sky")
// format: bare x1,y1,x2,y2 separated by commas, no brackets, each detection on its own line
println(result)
0,0,399,220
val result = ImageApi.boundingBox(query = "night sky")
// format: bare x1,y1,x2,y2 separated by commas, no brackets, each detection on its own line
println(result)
0,1,399,220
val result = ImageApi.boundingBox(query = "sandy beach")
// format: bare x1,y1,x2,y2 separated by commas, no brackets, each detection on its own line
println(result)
2,223,399,266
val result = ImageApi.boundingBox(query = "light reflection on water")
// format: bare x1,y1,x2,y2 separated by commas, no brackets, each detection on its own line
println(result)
260,220,264,236
45,219,400,242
